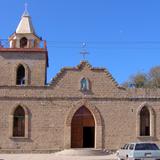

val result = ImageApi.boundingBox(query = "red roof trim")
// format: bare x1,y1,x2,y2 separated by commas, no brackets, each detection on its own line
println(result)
0,48,47,52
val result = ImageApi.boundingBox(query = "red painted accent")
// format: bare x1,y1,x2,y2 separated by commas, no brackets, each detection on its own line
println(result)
0,48,47,52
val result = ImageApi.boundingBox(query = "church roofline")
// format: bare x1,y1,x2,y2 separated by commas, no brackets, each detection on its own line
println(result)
49,61,119,87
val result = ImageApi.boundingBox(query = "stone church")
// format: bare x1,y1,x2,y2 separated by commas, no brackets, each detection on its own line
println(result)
0,9,159,153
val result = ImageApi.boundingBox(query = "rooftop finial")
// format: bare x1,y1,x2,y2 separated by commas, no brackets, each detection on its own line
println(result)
23,2,29,17
80,42,89,60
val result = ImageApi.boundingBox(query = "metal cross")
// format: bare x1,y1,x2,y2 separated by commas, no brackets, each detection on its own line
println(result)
25,3,28,11
23,2,29,16
80,42,89,60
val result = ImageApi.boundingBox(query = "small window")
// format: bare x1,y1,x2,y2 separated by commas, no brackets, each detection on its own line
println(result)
129,144,134,150
20,37,27,48
16,65,25,85
125,144,129,150
122,144,127,149
81,78,90,91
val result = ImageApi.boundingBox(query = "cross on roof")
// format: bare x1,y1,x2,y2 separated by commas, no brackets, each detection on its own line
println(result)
23,2,29,16
80,42,89,60
25,3,28,12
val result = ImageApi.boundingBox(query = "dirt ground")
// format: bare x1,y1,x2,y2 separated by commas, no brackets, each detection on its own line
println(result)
0,153,117,160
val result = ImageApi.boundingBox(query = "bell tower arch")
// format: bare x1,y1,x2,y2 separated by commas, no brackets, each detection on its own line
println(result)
9,5,41,49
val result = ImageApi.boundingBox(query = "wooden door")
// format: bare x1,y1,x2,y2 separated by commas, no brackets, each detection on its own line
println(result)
71,106,95,148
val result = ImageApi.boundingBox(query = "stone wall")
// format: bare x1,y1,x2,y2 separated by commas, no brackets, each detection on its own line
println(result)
0,61,160,151
0,98,159,151
0,51,47,86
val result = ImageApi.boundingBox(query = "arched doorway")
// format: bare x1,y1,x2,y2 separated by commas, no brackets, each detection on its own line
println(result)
71,106,95,148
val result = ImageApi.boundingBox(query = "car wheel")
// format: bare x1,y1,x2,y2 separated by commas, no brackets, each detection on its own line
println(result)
125,155,129,160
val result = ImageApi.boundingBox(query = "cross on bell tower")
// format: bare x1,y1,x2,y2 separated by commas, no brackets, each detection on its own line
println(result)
9,3,41,48
23,3,29,16
80,42,89,60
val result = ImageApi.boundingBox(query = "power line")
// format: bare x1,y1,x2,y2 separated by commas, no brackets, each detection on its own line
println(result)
46,40,160,50
2,38,160,50
2,38,160,44
46,40,160,45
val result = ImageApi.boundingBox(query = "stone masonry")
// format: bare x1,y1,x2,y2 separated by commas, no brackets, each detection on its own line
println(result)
0,60,159,152
0,8,160,153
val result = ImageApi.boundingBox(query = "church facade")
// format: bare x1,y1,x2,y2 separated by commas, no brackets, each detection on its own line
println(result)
0,10,160,153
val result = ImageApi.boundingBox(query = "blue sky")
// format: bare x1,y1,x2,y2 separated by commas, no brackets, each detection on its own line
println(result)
0,0,160,84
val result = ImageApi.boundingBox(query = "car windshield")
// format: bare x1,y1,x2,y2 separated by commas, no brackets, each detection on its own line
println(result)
135,143,159,150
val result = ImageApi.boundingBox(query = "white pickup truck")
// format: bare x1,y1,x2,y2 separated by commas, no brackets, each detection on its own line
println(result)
116,142,160,160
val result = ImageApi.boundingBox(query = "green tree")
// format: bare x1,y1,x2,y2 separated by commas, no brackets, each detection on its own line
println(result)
122,66,160,88
148,66,160,88
126,73,147,88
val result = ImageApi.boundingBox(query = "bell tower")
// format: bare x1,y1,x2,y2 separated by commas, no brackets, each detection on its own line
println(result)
9,5,41,49
0,6,48,86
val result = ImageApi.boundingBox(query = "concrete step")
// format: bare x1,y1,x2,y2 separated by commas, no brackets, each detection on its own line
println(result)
54,148,113,156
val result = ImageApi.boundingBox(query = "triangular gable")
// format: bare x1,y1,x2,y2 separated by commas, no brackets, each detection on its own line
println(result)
49,61,119,89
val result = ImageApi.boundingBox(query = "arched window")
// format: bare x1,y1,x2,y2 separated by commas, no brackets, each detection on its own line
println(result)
13,106,25,137
140,107,150,136
16,65,25,85
81,78,90,91
20,37,27,48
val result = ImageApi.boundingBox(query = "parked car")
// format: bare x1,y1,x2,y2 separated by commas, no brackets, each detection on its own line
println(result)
116,142,160,160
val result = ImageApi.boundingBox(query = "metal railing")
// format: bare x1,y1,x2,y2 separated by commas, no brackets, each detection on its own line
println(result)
0,39,8,48
0,39,47,49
